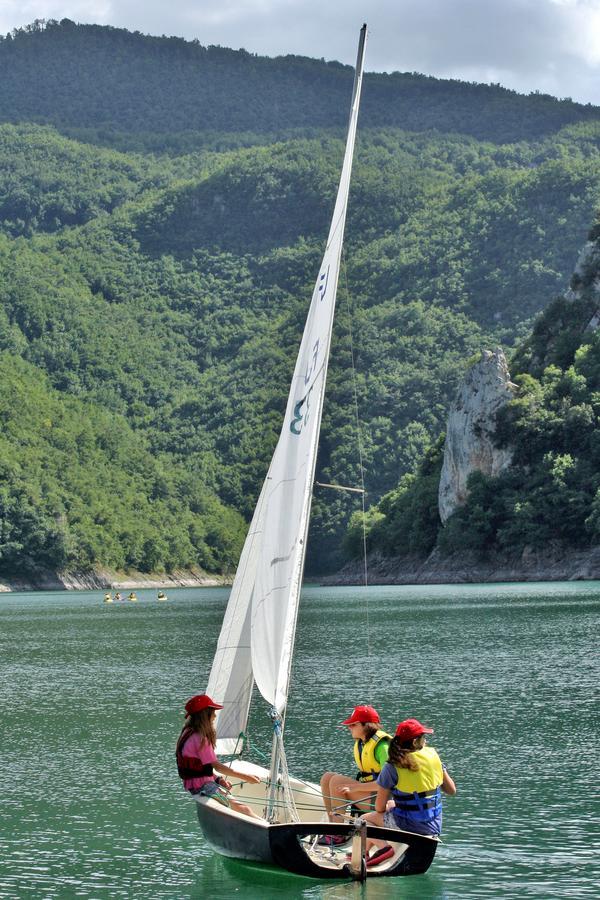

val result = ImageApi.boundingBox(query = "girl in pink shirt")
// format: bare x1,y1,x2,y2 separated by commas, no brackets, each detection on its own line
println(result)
176,693,262,819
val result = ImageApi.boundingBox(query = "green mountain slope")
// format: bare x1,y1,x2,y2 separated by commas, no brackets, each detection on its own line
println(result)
2,22,600,578
1,20,598,145
0,354,245,577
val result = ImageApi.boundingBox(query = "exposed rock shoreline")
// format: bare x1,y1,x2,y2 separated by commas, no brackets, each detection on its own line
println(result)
323,545,600,585
0,567,231,593
5,546,600,593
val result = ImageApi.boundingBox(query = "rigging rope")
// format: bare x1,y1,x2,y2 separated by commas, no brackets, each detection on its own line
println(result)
271,718,301,824
341,248,371,678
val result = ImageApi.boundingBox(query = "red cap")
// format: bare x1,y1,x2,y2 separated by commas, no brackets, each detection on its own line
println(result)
341,704,381,726
395,718,434,741
184,694,223,715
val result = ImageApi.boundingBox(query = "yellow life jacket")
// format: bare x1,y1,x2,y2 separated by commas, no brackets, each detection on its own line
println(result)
392,746,443,794
353,729,392,782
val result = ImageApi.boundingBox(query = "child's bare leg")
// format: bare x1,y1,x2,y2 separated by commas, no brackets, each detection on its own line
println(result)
329,774,377,817
321,772,375,822
229,798,263,820
320,772,336,819
360,809,386,852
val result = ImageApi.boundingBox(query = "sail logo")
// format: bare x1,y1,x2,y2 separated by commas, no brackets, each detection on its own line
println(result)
290,384,314,435
318,266,330,302
290,340,320,435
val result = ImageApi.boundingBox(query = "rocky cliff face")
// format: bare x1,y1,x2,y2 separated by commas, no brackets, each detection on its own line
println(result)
438,347,517,523
326,543,600,585
565,240,600,331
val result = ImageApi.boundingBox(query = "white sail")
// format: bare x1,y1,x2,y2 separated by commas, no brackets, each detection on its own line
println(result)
207,24,367,749
207,479,268,754
251,26,367,716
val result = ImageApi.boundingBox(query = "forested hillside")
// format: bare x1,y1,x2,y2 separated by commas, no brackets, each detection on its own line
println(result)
0,354,245,575
1,19,598,145
346,226,600,565
2,20,600,580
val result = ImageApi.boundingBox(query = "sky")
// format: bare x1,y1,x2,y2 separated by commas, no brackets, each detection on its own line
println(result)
2,0,600,106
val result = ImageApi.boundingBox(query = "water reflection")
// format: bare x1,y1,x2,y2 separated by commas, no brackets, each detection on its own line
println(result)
200,855,450,899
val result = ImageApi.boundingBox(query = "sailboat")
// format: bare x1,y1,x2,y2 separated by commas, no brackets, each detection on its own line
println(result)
194,24,439,879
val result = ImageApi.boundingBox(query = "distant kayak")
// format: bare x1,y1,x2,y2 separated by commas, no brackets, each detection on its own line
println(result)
157,592,168,601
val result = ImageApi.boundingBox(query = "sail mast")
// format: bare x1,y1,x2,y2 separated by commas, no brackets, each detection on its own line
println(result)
272,22,368,723
207,24,367,784
255,27,367,813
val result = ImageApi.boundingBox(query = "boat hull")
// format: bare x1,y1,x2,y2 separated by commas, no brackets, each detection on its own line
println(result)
192,762,438,879
196,801,437,878
195,796,273,862
269,822,438,879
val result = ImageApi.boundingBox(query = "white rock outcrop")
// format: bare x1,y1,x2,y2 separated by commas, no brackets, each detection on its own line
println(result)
438,348,517,524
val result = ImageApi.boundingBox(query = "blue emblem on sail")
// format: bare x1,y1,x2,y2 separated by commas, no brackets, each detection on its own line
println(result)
318,266,330,302
289,385,314,435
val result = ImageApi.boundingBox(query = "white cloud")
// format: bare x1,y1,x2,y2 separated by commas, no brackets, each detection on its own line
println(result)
570,2,600,66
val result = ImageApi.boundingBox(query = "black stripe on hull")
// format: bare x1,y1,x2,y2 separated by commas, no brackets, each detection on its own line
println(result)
269,823,437,878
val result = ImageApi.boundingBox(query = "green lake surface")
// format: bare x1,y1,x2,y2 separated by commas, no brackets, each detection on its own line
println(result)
0,582,598,898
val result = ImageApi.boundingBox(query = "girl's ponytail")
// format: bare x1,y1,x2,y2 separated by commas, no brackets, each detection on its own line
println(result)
387,734,425,770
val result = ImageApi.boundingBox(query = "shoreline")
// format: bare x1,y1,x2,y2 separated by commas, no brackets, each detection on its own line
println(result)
0,567,232,593
4,543,600,592
321,544,600,586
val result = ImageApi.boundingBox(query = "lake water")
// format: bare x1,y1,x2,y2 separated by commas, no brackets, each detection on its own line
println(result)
0,582,598,898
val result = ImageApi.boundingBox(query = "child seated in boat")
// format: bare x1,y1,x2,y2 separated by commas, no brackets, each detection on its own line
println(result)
176,694,263,819
319,704,391,845
359,717,456,866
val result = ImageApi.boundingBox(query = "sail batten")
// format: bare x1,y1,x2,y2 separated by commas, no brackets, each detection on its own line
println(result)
207,24,367,754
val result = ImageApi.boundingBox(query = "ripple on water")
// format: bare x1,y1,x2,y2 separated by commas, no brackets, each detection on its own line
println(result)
0,585,599,898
